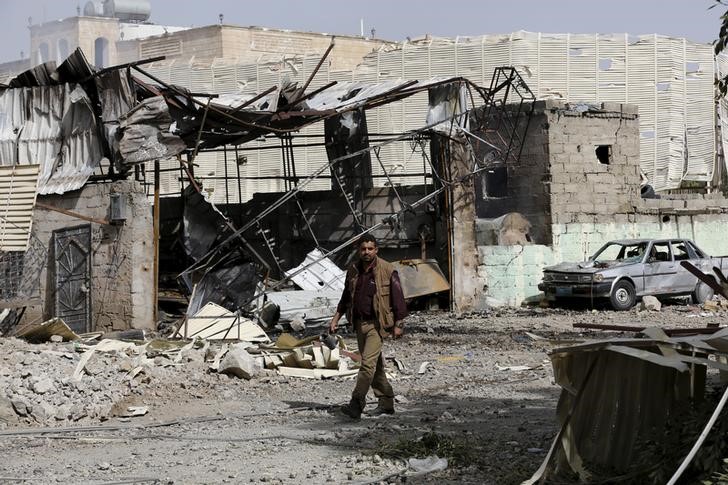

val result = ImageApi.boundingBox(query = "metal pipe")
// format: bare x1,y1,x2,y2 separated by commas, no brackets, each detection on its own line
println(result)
299,39,335,95
153,159,160,327
573,322,723,336
229,85,278,114
132,65,288,134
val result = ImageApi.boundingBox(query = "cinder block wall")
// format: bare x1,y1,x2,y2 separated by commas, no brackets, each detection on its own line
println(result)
24,180,154,331
476,101,728,306
475,105,552,244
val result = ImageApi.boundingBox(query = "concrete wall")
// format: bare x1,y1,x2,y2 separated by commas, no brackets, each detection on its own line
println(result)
116,25,385,71
25,180,154,331
476,101,728,306
448,135,485,311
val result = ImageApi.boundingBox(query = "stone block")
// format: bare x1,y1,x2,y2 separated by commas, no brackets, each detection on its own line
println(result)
219,346,258,380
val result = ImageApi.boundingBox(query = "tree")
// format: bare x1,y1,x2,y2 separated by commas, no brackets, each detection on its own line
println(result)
713,1,728,95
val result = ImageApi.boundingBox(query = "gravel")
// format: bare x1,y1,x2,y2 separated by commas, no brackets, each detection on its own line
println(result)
0,302,725,483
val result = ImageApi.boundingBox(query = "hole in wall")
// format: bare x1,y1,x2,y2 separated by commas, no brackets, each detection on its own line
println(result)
599,58,613,71
686,62,701,73
662,215,671,223
656,82,670,92
595,145,611,164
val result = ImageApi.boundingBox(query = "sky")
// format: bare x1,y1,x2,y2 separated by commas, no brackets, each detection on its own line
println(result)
0,0,723,63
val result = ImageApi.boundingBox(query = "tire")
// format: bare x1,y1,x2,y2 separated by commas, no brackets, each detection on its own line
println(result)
692,281,715,304
610,280,636,311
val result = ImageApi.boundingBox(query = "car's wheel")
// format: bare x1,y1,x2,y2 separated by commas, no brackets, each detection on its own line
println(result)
610,280,636,311
692,280,715,304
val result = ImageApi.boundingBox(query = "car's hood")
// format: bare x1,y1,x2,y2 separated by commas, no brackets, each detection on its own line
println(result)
544,260,639,273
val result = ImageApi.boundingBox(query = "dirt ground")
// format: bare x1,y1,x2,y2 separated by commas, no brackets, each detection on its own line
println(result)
1,301,726,485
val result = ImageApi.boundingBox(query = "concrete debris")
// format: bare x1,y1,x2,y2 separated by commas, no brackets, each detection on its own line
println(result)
0,396,18,426
418,361,432,374
218,345,259,380
30,378,54,394
120,406,149,417
495,363,541,372
408,455,448,474
289,313,306,332
704,299,728,312
10,397,30,417
640,295,662,312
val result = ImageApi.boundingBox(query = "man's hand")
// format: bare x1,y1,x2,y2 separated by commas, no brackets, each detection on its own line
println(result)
329,312,341,334
393,321,404,339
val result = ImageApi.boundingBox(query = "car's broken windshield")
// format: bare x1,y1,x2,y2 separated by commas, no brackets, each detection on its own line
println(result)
592,242,647,264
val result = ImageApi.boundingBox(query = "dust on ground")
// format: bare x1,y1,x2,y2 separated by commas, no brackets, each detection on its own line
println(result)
1,302,725,484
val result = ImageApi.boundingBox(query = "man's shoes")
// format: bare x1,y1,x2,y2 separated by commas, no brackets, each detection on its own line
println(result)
340,402,362,420
367,406,395,417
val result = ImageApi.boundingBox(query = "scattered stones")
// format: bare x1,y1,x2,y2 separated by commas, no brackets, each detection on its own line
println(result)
31,378,54,395
10,397,30,417
0,396,18,425
30,400,55,423
640,295,661,312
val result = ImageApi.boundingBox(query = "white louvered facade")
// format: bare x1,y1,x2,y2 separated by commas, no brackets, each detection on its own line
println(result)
0,164,39,251
144,31,716,202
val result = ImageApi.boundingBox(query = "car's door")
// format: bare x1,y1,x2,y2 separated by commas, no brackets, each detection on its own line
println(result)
643,241,679,295
670,240,698,292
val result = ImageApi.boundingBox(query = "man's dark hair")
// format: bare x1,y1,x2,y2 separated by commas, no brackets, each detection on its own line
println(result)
357,233,378,247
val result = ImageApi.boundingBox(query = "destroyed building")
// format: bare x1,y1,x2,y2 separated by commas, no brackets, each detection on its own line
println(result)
1,4,728,337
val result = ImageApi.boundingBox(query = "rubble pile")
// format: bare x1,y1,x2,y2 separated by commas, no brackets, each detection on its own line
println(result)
0,319,361,429
0,337,215,427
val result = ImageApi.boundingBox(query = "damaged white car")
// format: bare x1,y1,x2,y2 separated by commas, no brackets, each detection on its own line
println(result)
538,238,728,310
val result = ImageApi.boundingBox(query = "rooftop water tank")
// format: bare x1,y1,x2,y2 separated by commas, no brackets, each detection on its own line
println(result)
84,0,151,21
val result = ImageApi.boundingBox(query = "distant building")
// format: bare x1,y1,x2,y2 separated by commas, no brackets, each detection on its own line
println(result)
0,0,387,80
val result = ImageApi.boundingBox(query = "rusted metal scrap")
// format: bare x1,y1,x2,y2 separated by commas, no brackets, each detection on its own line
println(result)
573,322,723,336
681,260,728,299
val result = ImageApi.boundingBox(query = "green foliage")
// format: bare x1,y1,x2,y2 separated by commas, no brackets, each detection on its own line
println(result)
713,1,728,97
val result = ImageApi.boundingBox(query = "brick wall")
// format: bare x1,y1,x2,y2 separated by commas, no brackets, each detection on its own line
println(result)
546,100,641,223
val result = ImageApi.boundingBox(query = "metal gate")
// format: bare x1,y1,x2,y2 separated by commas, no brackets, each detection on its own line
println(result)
53,224,92,333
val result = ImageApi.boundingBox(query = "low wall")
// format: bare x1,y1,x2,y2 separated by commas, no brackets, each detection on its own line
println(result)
477,205,728,306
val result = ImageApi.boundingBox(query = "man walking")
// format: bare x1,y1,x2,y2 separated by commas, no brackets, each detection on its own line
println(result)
329,234,408,419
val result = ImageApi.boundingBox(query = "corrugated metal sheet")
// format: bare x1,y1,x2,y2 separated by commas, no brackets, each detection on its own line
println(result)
0,84,103,194
716,53,728,177
0,164,39,251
